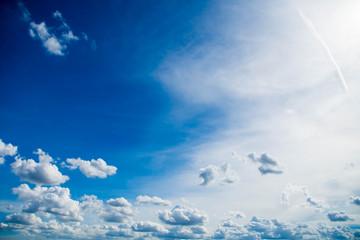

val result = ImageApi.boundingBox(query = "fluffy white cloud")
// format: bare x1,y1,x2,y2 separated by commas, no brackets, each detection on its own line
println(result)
136,195,172,206
65,157,117,178
131,221,168,233
19,4,81,56
158,205,207,226
11,149,69,185
107,197,132,207
247,153,284,175
199,163,238,186
12,184,82,222
327,211,352,222
349,196,360,206
0,139,17,164
6,213,42,225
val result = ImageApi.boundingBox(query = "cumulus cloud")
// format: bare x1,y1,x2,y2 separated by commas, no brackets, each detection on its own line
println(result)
327,211,352,222
107,197,132,207
6,213,42,225
136,195,172,206
247,152,284,175
131,221,168,233
19,3,82,55
65,158,117,178
11,149,69,185
12,184,82,222
199,163,238,186
0,139,17,164
229,211,246,219
349,196,360,206
158,205,207,226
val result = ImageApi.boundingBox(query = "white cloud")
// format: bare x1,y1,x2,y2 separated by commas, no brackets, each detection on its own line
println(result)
107,197,132,207
65,157,117,178
12,184,82,222
349,196,360,206
199,163,238,186
131,221,168,233
229,211,246,219
136,195,172,206
11,149,69,185
6,213,42,225
19,4,82,56
327,211,352,222
158,205,207,226
247,153,284,175
0,139,17,164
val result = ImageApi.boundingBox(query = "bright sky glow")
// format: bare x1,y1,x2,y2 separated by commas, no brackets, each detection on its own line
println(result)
0,0,359,239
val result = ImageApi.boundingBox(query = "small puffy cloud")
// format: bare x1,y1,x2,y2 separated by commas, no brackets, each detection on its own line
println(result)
349,196,360,206
0,139,18,164
19,3,83,56
6,213,42,225
80,195,104,214
131,221,168,233
11,149,69,185
247,152,284,175
65,158,117,178
199,163,238,186
156,226,201,239
229,211,246,219
136,195,172,206
107,197,132,207
12,184,82,222
158,205,207,226
327,211,352,222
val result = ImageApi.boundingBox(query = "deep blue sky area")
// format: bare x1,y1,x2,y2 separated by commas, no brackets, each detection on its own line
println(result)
0,0,211,199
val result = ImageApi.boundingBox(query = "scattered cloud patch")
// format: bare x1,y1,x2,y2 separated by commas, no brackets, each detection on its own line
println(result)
349,196,360,206
65,158,117,178
158,205,207,226
0,139,17,164
247,152,284,175
11,149,69,185
12,183,82,222
199,163,238,186
327,211,352,222
229,211,246,219
6,213,42,225
136,195,172,206
131,221,167,233
19,3,90,55
107,197,132,207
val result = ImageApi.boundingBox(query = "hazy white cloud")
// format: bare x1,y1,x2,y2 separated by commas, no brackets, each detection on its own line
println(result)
12,184,82,222
131,221,168,233
247,152,284,175
199,163,238,186
11,149,69,185
349,196,360,206
0,139,17,164
229,211,246,219
136,195,172,206
158,205,207,226
6,213,42,225
327,211,352,222
65,158,117,178
156,226,202,239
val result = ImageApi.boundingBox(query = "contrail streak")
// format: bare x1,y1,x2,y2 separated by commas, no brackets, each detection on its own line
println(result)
298,10,348,92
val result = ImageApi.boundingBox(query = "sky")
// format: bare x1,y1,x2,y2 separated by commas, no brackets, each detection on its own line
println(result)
0,0,360,239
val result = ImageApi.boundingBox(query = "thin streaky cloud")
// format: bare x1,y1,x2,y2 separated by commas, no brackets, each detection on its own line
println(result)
298,9,349,92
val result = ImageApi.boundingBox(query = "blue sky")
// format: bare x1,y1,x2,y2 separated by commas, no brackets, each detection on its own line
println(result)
1,0,360,239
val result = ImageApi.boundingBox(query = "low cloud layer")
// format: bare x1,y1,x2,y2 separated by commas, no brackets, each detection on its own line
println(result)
247,153,284,175
65,158,117,178
11,149,69,185
349,196,360,206
0,139,17,164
